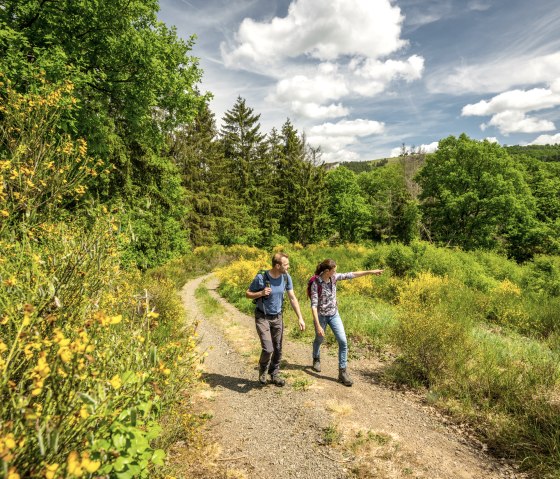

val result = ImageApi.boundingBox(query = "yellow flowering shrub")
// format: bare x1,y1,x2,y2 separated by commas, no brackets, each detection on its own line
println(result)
0,78,200,478
393,273,473,384
485,279,532,333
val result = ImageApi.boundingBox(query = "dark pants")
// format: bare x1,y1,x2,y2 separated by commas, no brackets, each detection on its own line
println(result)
255,310,284,377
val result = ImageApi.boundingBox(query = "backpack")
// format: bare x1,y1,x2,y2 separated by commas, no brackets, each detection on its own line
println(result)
307,274,337,299
306,275,321,299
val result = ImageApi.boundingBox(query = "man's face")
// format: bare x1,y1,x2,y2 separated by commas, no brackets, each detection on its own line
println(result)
279,258,290,273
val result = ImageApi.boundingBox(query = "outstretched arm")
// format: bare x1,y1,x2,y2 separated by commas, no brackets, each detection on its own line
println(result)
287,290,306,331
352,269,384,278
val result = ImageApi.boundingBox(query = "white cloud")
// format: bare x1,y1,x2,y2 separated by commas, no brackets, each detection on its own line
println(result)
481,111,555,135
268,67,349,105
288,101,349,120
485,137,499,143
220,0,424,125
462,88,560,116
350,55,424,96
462,85,560,135
222,0,406,67
307,119,385,161
529,133,560,145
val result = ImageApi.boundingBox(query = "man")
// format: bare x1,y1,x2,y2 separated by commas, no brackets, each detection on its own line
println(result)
246,252,305,386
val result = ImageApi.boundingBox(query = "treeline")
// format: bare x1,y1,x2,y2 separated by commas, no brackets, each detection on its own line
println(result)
3,1,560,269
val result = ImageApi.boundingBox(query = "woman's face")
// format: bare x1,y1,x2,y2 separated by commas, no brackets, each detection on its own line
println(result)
323,265,337,279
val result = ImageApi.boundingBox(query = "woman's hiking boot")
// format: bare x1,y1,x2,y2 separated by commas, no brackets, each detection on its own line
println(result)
338,368,353,387
312,357,321,372
271,374,285,387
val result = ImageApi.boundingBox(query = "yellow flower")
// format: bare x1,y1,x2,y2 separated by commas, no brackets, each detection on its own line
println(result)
0,340,7,353
67,451,83,477
109,314,122,325
109,375,122,389
58,347,72,363
147,311,159,319
81,453,100,473
79,406,89,419
45,463,59,479
0,210,8,217
7,468,20,479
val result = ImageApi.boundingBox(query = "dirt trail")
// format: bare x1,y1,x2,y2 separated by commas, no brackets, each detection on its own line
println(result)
173,274,523,479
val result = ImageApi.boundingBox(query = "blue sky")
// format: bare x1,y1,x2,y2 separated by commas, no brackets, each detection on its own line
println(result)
158,0,560,162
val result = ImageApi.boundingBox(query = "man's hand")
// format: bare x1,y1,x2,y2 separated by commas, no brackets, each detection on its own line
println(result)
298,318,306,331
315,324,325,337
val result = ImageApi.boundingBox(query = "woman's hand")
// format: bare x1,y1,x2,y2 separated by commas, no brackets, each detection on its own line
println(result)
315,324,325,337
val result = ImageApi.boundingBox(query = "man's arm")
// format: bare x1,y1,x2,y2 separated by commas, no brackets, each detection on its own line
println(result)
245,287,270,300
287,290,305,331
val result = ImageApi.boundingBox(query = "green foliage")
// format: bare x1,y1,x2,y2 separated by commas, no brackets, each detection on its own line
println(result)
1,0,207,268
326,167,371,242
358,163,419,243
417,134,539,260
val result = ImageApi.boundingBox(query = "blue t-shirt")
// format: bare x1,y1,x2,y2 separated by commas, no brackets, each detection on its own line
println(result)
249,271,293,315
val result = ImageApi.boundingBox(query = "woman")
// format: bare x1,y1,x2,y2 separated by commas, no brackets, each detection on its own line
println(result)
309,259,383,386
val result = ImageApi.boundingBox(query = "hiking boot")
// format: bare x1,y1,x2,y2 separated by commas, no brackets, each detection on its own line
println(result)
258,366,267,385
271,374,285,387
312,357,321,373
338,368,353,387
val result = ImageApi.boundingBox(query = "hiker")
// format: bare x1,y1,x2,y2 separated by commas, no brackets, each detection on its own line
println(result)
246,252,306,387
309,259,383,387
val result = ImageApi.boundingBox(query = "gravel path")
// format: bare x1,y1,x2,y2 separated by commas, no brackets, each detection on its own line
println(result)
175,274,524,479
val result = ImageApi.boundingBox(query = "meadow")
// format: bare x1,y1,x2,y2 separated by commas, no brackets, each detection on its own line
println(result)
215,242,560,477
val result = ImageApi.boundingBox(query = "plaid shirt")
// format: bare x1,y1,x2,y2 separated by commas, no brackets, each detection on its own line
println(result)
310,272,355,316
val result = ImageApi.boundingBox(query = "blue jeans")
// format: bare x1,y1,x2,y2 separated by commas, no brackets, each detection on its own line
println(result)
312,312,348,369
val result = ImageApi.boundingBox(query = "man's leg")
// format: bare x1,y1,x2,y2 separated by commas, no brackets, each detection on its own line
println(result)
268,314,284,383
255,312,274,384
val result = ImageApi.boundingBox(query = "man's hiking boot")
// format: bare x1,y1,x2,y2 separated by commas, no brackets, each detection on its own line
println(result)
338,368,353,387
271,374,285,387
258,366,267,385
312,357,321,373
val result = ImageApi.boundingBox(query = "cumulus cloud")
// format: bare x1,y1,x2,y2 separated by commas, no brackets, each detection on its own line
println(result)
288,101,349,120
350,55,424,96
221,0,423,119
306,119,385,161
481,111,555,134
462,85,560,134
462,88,560,116
267,65,349,105
528,133,560,145
222,0,406,67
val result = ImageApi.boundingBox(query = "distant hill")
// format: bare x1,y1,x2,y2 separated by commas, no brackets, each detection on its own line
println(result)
339,157,392,173
336,144,560,174
505,144,560,162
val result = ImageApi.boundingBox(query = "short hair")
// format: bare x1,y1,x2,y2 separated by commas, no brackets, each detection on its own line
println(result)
272,252,289,267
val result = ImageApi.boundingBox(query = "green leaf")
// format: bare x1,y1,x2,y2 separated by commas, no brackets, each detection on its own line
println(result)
151,449,166,466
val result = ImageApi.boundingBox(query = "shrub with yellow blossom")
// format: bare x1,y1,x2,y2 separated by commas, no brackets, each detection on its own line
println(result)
0,78,200,478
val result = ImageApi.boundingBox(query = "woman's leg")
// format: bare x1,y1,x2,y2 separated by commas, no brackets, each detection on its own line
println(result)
328,313,348,369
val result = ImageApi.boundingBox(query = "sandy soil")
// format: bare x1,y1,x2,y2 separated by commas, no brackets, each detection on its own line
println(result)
169,274,525,479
